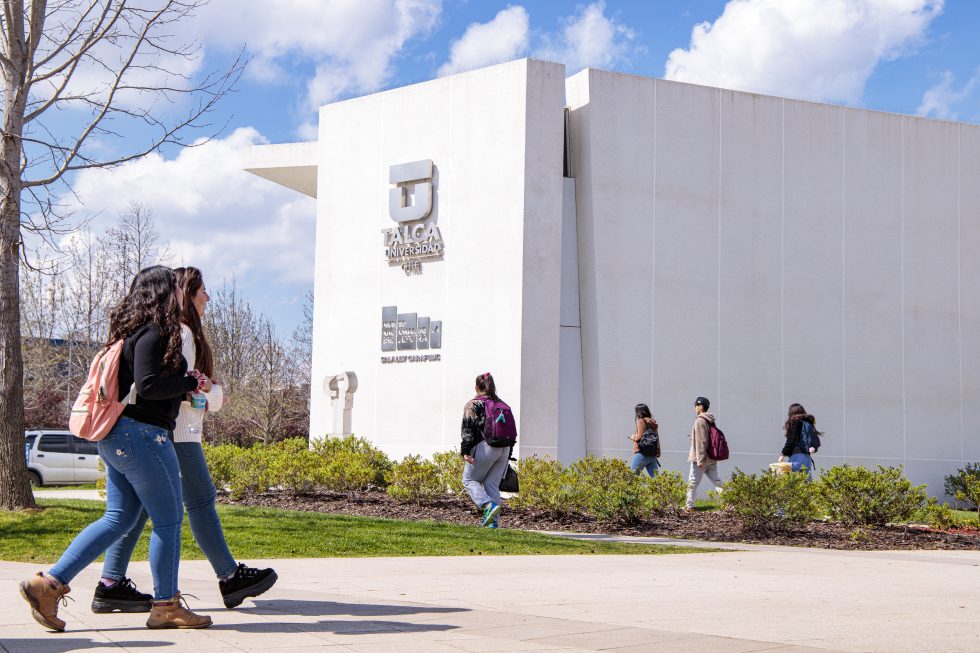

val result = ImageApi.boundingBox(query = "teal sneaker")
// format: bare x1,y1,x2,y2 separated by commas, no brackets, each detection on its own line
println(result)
486,519,499,529
481,502,501,526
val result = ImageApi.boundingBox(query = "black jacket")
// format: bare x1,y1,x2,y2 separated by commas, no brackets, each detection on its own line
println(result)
118,324,197,431
460,398,486,456
781,417,815,457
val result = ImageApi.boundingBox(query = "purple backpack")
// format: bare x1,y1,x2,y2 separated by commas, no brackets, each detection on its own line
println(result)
479,397,518,447
701,416,730,461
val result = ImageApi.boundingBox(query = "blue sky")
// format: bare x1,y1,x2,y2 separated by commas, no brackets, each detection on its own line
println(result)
45,0,980,336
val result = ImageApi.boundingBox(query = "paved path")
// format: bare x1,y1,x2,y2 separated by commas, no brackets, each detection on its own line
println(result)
33,489,104,501
2,546,979,653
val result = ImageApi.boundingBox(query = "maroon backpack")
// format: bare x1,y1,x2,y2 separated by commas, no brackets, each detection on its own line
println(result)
700,416,729,461
478,397,518,447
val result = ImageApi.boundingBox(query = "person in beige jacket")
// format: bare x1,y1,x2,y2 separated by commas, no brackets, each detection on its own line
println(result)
686,396,724,510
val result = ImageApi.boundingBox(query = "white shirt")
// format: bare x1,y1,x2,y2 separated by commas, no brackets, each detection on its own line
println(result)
173,324,224,443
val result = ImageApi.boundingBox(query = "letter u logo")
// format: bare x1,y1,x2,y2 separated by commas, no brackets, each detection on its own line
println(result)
388,160,433,223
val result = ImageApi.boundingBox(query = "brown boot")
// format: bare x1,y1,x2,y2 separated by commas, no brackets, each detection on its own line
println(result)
145,592,212,629
19,572,71,632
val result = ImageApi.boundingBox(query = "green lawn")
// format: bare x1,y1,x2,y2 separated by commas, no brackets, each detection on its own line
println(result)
33,483,99,491
0,499,713,563
951,508,979,525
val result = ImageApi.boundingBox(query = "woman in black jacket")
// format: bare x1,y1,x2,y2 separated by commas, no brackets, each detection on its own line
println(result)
778,403,820,480
19,266,212,632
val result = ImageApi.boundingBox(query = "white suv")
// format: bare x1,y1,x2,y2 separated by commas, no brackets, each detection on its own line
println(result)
25,430,104,486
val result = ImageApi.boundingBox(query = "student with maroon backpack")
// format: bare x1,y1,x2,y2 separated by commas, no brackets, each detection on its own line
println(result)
460,373,516,528
685,396,725,510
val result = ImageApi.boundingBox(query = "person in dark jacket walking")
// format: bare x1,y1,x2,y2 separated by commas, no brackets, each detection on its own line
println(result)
460,372,511,528
778,403,820,480
19,266,212,632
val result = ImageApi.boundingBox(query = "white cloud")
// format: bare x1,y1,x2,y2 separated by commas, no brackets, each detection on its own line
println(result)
436,2,635,78
198,0,442,113
63,127,317,325
537,1,636,75
438,6,529,76
918,70,979,119
664,0,943,104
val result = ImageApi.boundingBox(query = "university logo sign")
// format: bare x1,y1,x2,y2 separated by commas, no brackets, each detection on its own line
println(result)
384,159,444,273
380,305,442,364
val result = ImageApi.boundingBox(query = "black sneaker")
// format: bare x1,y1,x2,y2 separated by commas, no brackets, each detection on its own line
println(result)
219,563,278,609
91,578,152,613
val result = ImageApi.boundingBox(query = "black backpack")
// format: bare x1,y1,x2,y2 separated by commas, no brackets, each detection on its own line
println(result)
637,421,660,457
800,421,821,454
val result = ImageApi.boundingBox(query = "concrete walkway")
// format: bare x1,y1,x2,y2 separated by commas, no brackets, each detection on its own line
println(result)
2,546,979,653
33,489,104,501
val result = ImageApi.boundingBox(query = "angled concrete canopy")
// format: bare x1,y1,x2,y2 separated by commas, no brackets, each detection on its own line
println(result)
244,141,318,198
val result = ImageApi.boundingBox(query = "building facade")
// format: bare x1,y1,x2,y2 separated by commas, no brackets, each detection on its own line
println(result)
246,59,980,495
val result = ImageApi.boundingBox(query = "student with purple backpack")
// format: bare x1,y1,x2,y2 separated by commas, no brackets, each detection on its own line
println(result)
685,396,726,510
460,373,517,528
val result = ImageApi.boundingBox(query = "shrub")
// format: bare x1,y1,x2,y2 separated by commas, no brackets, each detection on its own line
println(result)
264,438,322,495
385,455,444,503
311,435,392,487
817,465,926,526
945,463,980,519
432,450,465,496
567,456,653,523
645,470,688,513
719,469,819,531
320,449,378,493
227,445,274,499
202,442,240,491
944,462,980,509
922,497,957,531
510,456,579,514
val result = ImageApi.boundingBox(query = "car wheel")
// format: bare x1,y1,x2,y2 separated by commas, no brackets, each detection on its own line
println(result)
27,470,42,487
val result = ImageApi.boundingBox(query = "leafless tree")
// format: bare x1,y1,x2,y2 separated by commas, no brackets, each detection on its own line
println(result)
1,0,244,510
203,281,309,446
101,200,169,297
290,289,313,386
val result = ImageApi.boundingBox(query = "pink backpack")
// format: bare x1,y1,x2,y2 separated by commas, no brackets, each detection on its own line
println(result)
69,340,135,441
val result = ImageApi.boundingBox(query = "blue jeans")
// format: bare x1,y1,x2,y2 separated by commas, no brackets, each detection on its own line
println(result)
48,417,183,600
789,453,815,480
631,453,660,477
103,440,237,581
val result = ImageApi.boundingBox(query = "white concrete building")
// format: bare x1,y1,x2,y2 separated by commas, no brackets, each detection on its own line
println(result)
246,59,980,495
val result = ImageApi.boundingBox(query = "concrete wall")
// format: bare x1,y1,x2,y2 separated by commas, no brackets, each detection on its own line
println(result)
566,68,980,493
310,59,565,459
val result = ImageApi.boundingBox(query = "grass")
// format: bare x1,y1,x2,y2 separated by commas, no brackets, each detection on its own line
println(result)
950,508,979,525
33,483,99,491
0,499,714,563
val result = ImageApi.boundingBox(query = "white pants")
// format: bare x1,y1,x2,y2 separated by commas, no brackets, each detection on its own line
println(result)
462,441,510,508
686,460,723,508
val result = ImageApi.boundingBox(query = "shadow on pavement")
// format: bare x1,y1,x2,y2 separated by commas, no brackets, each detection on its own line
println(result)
247,599,469,617
0,639,169,652
209,619,460,635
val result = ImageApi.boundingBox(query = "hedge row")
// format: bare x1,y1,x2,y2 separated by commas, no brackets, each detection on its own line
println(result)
202,437,976,530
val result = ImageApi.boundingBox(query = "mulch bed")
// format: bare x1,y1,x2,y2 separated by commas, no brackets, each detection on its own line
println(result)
217,490,980,551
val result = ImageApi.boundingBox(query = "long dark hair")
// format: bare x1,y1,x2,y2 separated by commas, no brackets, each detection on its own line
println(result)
106,266,184,374
635,403,657,430
635,403,652,421
174,266,214,377
475,372,500,401
784,402,821,434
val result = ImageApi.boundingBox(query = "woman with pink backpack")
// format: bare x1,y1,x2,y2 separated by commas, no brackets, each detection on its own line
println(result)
19,266,212,632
